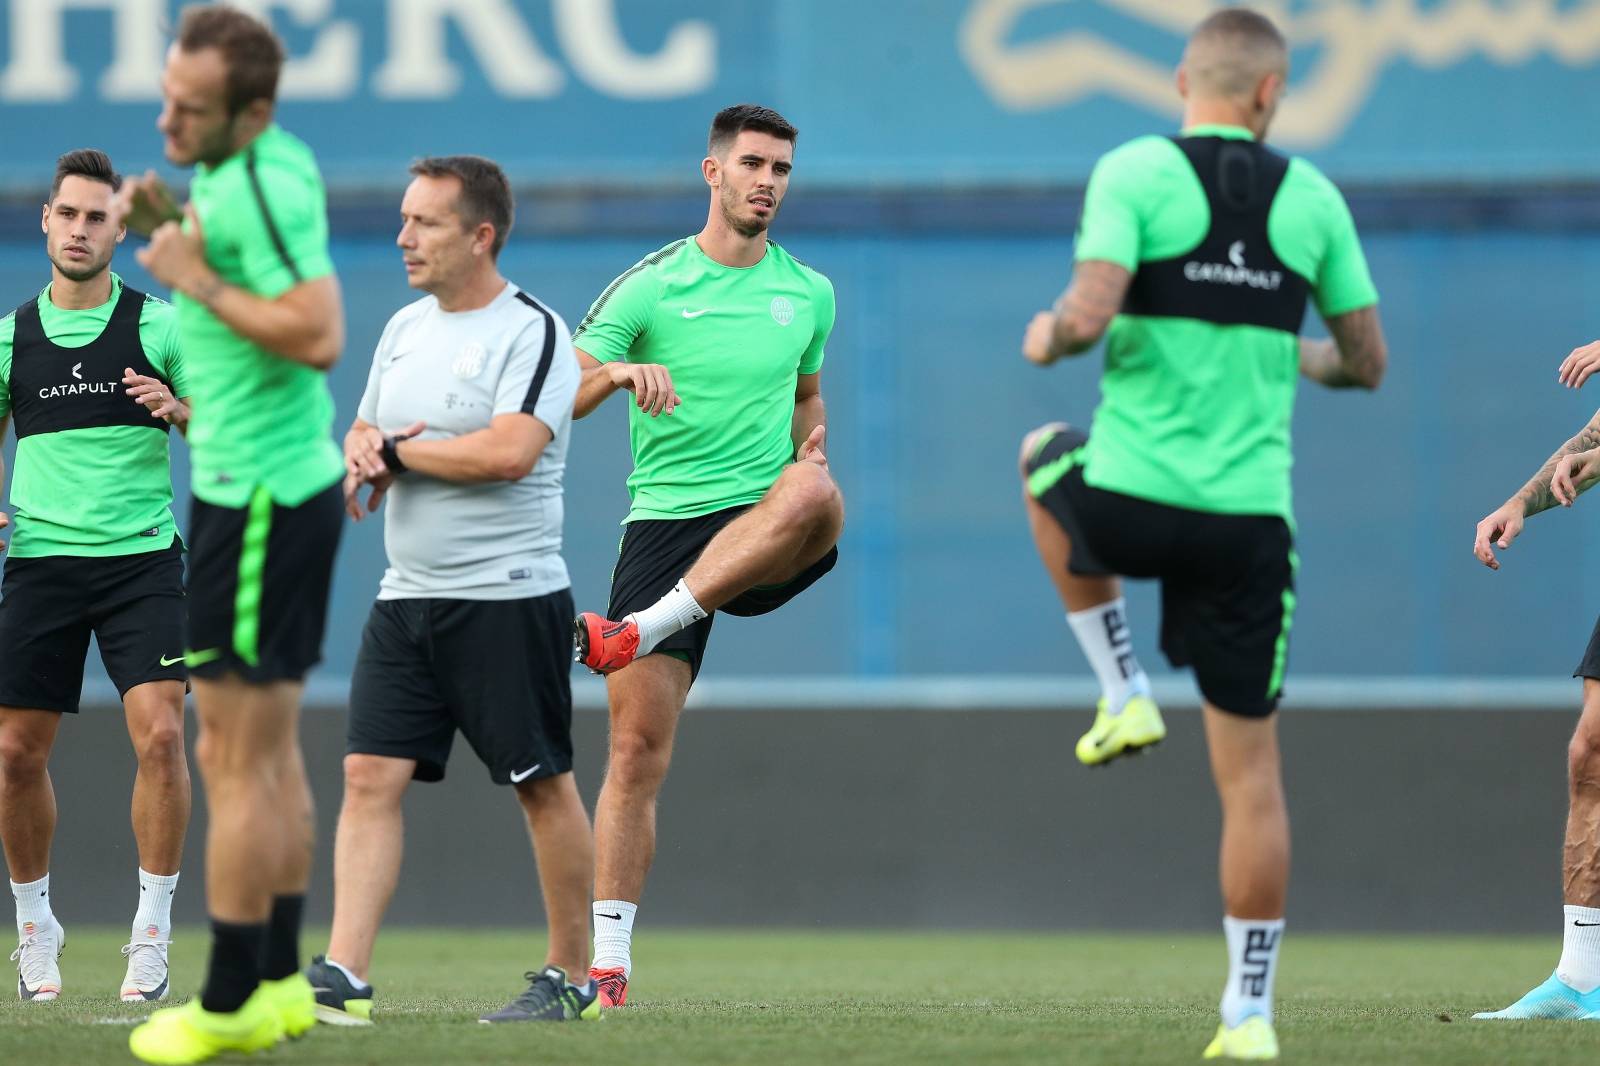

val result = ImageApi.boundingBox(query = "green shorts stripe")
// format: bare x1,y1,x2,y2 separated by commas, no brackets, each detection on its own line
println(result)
232,485,274,667
1265,549,1300,700
1027,444,1088,499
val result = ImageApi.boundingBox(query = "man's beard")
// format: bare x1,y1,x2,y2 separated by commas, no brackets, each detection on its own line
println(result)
49,252,109,283
720,188,772,239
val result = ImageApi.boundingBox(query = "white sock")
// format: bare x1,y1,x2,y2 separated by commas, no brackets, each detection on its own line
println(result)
11,874,54,936
132,868,179,941
1066,598,1150,711
628,580,708,657
1558,905,1600,993
1220,916,1284,1027
325,956,371,991
592,900,637,976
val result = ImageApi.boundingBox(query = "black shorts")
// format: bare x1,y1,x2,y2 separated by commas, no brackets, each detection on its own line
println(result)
0,539,187,714
1025,426,1296,718
186,482,343,684
607,506,839,682
347,591,575,784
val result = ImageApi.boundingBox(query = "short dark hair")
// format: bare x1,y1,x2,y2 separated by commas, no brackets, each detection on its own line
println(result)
708,104,798,157
51,148,121,200
176,4,285,115
409,155,515,258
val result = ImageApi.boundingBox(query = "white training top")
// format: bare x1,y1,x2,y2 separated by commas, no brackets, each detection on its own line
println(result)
358,282,579,601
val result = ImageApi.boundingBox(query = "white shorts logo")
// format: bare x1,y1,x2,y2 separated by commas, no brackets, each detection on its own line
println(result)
770,297,795,326
452,342,487,379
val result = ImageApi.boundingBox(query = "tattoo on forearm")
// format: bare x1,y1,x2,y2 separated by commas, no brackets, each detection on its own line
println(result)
1322,307,1386,388
1055,261,1132,353
1516,410,1600,516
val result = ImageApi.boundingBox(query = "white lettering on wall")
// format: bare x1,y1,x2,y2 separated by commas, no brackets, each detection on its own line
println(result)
231,0,360,99
553,0,714,99
372,0,565,99
0,0,164,102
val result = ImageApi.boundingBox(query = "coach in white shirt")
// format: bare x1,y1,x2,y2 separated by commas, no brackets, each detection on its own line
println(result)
309,156,598,1025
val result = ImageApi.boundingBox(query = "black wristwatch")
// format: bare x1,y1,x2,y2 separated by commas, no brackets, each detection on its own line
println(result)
379,435,409,474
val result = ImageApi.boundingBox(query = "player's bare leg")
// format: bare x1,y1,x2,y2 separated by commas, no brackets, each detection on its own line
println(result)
0,708,65,1001
1019,423,1161,765
0,708,62,884
123,681,190,877
1200,704,1288,1055
679,459,842,608
587,654,693,1003
513,772,594,976
120,681,189,1001
324,754,413,982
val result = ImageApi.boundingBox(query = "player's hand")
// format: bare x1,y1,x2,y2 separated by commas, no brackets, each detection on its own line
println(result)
795,424,827,467
1553,448,1600,506
607,361,681,416
344,470,394,521
1558,340,1600,389
111,171,182,238
1473,499,1527,570
137,205,210,293
1022,311,1060,366
123,368,185,425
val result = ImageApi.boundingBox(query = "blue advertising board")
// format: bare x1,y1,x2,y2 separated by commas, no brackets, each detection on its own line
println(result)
0,0,1596,191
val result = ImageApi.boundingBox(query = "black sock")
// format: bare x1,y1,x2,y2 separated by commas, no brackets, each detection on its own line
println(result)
261,894,305,981
201,920,265,1013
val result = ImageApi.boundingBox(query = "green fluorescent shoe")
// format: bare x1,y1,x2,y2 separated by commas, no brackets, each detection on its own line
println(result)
128,991,284,1064
1202,1015,1279,1060
479,966,602,1023
1075,693,1166,766
258,972,317,1037
306,954,374,1026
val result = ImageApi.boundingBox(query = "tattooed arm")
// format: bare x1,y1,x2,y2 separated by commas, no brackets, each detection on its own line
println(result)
1022,260,1132,365
1299,305,1387,389
1473,408,1600,569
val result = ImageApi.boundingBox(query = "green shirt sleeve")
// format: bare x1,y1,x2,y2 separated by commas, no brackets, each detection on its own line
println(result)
571,262,659,364
233,159,335,300
799,274,834,376
140,297,188,396
1277,158,1379,317
1073,140,1150,271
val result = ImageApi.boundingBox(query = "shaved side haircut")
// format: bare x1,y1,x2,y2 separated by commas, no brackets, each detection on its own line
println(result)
1183,8,1288,99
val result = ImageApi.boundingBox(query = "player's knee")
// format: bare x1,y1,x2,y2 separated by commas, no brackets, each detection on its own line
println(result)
0,730,48,782
606,729,671,790
1570,726,1600,785
778,461,841,525
341,755,408,806
134,716,186,770
1019,422,1072,478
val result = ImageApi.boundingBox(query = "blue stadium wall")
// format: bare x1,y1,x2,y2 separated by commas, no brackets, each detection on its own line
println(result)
0,0,1597,688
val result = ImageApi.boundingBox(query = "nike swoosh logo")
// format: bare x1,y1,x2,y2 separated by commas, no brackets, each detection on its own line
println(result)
1575,921,1600,927
159,654,185,666
681,308,715,319
509,763,542,783
595,912,623,921
185,647,222,667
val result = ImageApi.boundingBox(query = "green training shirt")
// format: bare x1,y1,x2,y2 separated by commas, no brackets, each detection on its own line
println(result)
181,123,342,508
1073,124,1378,519
0,273,185,557
573,237,835,523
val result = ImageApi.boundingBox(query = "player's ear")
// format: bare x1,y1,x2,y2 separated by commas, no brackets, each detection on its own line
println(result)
702,155,719,188
1175,64,1189,101
39,203,48,236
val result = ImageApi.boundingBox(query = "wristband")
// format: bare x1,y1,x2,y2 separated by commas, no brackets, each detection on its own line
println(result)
379,435,409,474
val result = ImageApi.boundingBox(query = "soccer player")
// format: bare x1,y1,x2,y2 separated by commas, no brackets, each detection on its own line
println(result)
112,7,346,1061
1017,10,1386,1059
307,155,595,1026
570,104,842,1006
0,149,190,1005
1470,337,1600,1020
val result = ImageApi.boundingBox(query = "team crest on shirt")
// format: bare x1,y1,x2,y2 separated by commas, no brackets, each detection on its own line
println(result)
451,342,487,379
770,297,795,326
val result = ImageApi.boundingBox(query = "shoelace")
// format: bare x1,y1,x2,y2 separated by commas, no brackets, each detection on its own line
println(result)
508,972,567,1016
120,939,172,989
10,928,57,989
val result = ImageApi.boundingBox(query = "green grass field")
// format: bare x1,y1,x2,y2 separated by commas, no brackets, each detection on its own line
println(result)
2,928,1598,1064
